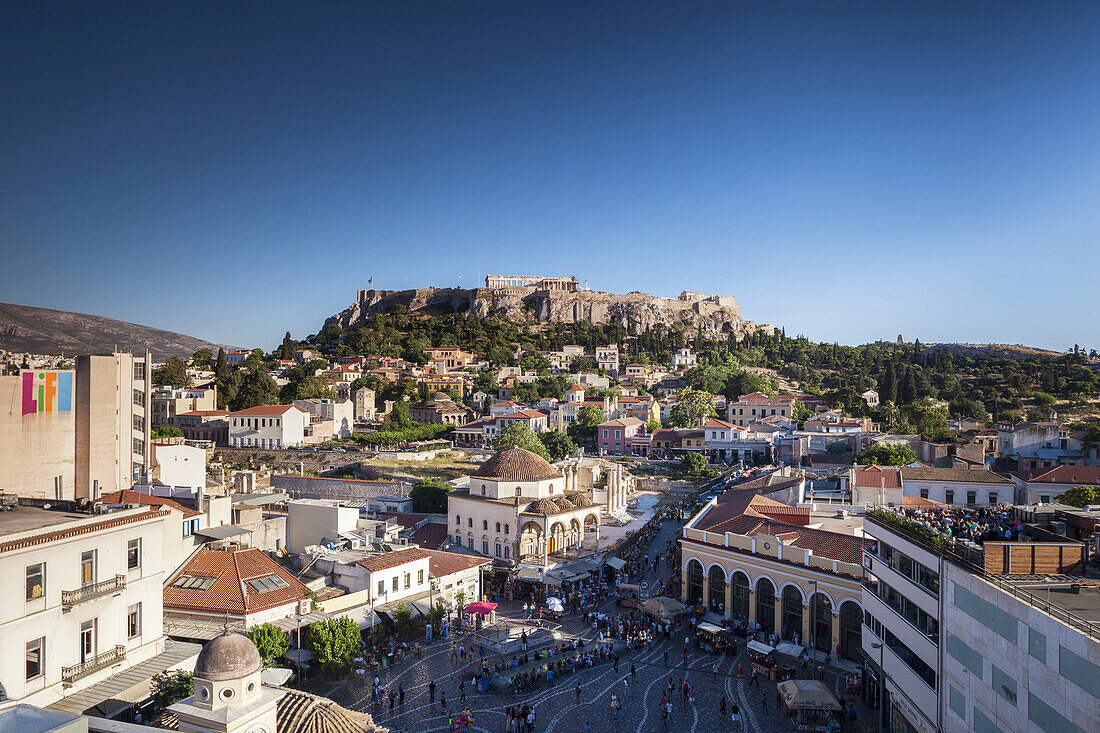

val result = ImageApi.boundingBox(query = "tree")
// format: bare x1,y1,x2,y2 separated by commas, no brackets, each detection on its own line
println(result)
192,348,213,369
568,406,605,445
855,443,918,466
646,419,663,433
279,374,334,402
792,399,811,426
519,351,551,375
383,401,416,430
493,422,551,460
669,388,717,427
410,478,450,513
152,426,183,439
1034,392,1057,406
152,670,193,707
390,603,420,637
539,431,577,461
230,368,280,411
214,348,229,381
454,590,467,612
152,357,192,388
680,452,707,476
569,356,597,373
879,363,897,404
247,623,290,666
277,331,297,360
303,617,361,676
1058,486,1100,508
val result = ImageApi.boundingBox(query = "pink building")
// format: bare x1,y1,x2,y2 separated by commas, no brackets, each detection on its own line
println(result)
598,417,644,455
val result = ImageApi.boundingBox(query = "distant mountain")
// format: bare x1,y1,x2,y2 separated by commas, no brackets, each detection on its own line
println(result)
0,303,227,359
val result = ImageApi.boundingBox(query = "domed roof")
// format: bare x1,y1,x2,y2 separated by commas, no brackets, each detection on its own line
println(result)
524,498,560,516
473,447,562,483
194,632,263,682
551,497,576,512
565,491,596,508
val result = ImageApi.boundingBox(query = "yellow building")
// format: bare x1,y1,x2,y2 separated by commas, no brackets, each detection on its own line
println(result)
680,491,869,660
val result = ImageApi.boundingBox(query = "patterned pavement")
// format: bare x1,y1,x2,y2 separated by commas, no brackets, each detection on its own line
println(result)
307,518,842,732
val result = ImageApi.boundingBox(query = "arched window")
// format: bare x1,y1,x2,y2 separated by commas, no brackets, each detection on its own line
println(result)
468,517,473,527
496,522,501,532
515,487,522,496
483,520,488,530
455,514,461,525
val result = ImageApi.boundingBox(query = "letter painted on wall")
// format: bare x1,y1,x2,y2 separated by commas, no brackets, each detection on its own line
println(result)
22,371,73,415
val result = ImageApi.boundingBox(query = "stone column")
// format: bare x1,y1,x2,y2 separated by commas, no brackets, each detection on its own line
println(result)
802,604,812,647
702,580,710,609
724,581,734,619
747,589,757,623
830,612,841,656
773,598,783,635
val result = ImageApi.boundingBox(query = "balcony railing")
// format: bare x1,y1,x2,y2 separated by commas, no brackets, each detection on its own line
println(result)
62,645,126,685
62,575,126,610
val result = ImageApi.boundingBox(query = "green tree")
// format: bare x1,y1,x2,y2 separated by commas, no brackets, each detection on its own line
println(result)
646,419,663,433
192,348,213,369
152,357,192,388
1034,392,1057,406
680,452,707,476
792,399,811,426
277,331,297,360
669,388,717,427
247,623,290,666
855,443,918,466
230,368,280,410
493,422,551,460
569,356,597,372
280,374,334,402
390,603,420,637
519,351,551,375
567,406,605,445
410,478,450,513
539,431,577,461
151,670,193,707
303,617,361,677
152,426,183,439
383,401,416,430
214,348,229,381
1058,486,1100,508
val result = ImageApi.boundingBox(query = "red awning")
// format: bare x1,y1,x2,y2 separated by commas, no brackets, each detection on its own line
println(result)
464,601,498,615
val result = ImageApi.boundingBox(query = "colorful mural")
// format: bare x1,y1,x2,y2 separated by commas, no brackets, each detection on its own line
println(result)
22,371,74,415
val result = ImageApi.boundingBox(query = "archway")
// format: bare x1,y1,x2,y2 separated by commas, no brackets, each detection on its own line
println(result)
569,518,582,548
686,559,704,605
708,566,727,614
548,522,566,555
781,585,803,641
755,578,775,632
732,571,750,621
583,513,599,548
812,593,833,655
839,600,862,661
519,521,544,560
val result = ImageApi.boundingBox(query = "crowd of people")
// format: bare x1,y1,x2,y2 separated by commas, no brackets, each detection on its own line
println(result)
891,505,1024,544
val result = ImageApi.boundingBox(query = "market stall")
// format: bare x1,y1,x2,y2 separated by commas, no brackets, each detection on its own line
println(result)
774,641,807,663
746,639,779,679
638,596,688,623
694,622,735,654
615,583,641,608
464,601,498,627
776,679,842,732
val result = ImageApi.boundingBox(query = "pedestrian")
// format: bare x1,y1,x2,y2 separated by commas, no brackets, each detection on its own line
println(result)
666,700,673,720
429,680,436,701
575,683,582,704
660,706,669,731
731,707,741,732
689,686,695,707
388,688,395,711
720,698,726,716
624,677,631,697
440,690,446,713
712,661,719,681
398,683,405,705
663,649,669,667
459,681,466,701
631,663,637,682
748,668,759,687
585,721,592,733
761,692,768,716
451,641,457,659
737,663,744,681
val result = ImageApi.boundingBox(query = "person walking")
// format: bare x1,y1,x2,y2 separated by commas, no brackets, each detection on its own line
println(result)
731,705,741,732
761,692,768,716
459,681,466,702
624,676,631,697
712,661,720,681
663,649,669,667
398,683,405,705
748,668,759,687
429,680,436,702
659,706,669,731
631,663,637,682
440,690,447,714
575,683,582,705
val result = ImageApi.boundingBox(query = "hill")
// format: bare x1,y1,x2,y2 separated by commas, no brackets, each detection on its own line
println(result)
0,302,226,359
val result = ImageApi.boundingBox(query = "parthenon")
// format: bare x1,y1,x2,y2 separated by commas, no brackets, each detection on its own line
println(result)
484,275,578,292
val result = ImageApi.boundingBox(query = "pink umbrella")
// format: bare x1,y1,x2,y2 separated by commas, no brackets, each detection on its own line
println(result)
464,601,498,615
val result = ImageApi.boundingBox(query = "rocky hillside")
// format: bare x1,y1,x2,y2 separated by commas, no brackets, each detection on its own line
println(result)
328,286,773,338
922,343,1067,361
0,302,226,358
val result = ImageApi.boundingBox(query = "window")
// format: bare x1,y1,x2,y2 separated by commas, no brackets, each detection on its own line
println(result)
392,576,398,592
468,517,473,528
133,415,144,432
26,563,45,601
920,488,929,500
988,492,998,506
127,538,141,570
602,429,608,439
615,430,621,439
417,570,424,584
26,637,44,680
133,362,146,381
504,546,510,559
133,389,143,406
515,487,521,496
80,619,96,663
133,437,145,456
481,485,486,496
945,490,954,505
377,580,385,596
127,603,142,638
467,537,474,549
171,575,216,591
495,544,502,557
483,520,488,530
401,572,409,590
455,514,461,525
496,522,501,532
81,550,96,586
246,575,290,592
966,491,977,506
504,524,510,535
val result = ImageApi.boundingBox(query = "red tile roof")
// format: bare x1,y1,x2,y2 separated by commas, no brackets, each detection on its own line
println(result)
852,466,902,490
100,489,202,518
423,548,491,578
408,523,451,550
164,547,310,614
230,405,308,416
1011,466,1100,485
354,547,431,572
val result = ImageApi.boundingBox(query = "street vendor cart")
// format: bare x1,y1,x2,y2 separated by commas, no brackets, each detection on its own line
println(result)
638,596,688,623
694,622,735,655
746,639,779,679
776,679,842,732
616,583,641,608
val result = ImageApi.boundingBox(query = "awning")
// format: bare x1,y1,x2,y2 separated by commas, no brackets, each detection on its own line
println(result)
515,567,542,581
777,680,841,710
543,575,562,587
47,640,202,717
270,611,331,633
194,524,252,541
605,557,627,571
696,622,724,634
412,598,435,617
465,601,497,615
638,597,688,617
283,648,314,668
746,640,775,656
262,668,294,686
774,642,806,658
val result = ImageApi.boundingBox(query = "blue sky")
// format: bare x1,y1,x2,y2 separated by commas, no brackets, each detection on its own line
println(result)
2,2,1099,351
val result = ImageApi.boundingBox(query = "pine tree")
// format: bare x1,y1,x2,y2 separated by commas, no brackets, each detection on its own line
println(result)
214,348,229,381
900,366,918,404
879,363,897,404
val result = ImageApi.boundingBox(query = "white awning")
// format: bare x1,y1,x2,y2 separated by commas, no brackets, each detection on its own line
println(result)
746,640,775,656
605,557,627,571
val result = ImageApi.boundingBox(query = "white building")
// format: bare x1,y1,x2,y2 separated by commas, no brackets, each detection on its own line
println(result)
899,467,1014,507
595,346,619,377
293,398,354,438
672,348,697,368
0,501,173,708
286,499,361,554
228,405,310,449
151,442,207,493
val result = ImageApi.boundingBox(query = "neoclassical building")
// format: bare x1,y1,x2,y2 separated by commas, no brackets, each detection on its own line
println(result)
448,447,600,567
680,491,871,660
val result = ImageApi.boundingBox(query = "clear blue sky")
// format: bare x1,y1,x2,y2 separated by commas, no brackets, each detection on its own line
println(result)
2,2,1099,351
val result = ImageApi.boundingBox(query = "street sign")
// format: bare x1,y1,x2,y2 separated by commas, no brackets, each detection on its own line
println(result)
640,581,649,589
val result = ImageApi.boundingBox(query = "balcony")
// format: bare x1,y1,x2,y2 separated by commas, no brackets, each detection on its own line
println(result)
62,575,126,611
62,645,126,685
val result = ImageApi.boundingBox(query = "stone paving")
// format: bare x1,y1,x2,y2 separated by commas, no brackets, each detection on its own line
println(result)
307,517,863,733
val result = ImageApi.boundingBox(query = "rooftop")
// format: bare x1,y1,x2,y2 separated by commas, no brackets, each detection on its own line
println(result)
0,503,89,537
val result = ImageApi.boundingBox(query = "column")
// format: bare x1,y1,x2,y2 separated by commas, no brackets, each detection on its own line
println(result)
724,581,734,620
747,589,756,624
802,604,812,647
702,581,710,609
773,598,783,635
830,612,841,656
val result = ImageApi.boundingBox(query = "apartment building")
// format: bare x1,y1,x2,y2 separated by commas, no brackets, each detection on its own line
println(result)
726,392,795,427
862,507,1099,733
0,500,173,709
151,385,217,428
899,467,1015,507
0,352,152,501
293,397,354,438
228,404,310,448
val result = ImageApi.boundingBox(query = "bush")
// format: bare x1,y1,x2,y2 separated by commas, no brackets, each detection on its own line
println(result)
247,623,290,666
151,670,193,707
410,478,450,513
304,617,362,677
680,452,707,476
391,603,420,637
